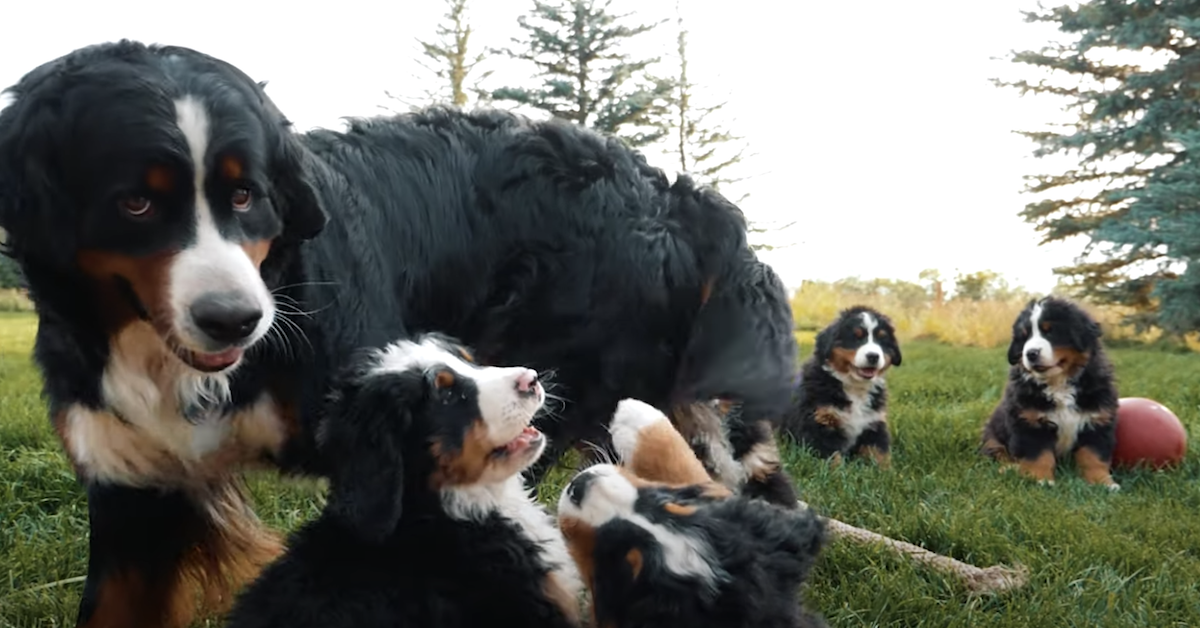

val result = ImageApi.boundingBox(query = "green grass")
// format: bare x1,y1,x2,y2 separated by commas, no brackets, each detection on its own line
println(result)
2,311,1199,627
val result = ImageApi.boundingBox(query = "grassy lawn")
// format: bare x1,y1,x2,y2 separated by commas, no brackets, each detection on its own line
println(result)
1,310,1198,627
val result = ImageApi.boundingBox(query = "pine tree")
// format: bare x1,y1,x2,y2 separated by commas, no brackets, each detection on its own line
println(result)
491,0,674,148
389,0,492,110
671,3,747,198
998,0,1200,334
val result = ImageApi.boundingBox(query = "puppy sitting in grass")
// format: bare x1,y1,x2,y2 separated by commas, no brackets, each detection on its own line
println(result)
780,306,902,468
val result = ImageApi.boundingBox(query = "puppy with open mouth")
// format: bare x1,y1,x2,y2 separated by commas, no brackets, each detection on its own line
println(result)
780,306,902,467
225,333,582,628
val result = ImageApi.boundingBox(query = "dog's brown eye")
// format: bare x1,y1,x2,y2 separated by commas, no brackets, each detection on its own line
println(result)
1040,321,1051,332
231,188,252,211
853,328,865,339
877,330,889,338
119,196,153,218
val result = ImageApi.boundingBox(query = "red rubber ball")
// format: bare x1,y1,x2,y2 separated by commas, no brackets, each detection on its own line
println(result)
1112,397,1188,470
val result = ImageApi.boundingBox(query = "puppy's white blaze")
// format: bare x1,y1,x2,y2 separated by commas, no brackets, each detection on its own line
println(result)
1022,301,1054,372
560,465,720,586
610,398,669,462
168,96,275,353
854,311,884,368
372,337,544,440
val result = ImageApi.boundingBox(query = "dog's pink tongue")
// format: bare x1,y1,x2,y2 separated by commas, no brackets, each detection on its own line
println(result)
506,426,541,452
194,348,243,370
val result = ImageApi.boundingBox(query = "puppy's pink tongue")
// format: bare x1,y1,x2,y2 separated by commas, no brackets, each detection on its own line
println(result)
506,426,541,452
194,348,243,370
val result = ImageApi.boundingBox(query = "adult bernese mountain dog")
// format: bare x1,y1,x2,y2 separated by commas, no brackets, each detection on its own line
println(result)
980,296,1120,489
224,334,583,628
559,399,828,628
780,306,901,467
0,41,797,626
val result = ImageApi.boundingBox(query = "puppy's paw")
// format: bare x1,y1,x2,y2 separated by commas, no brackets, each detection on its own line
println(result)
610,398,671,463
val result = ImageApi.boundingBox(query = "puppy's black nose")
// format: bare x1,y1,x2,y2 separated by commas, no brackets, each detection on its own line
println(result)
567,470,598,507
1025,348,1041,363
865,352,880,366
190,292,262,344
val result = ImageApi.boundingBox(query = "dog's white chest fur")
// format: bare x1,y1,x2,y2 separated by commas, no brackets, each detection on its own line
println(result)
62,323,287,487
1041,381,1090,454
827,368,885,443
443,476,582,595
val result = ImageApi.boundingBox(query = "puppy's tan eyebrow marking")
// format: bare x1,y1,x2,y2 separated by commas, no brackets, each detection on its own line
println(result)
219,155,244,180
145,165,175,193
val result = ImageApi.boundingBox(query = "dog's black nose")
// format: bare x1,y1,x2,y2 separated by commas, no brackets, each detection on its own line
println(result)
190,292,262,344
567,470,598,507
865,352,880,366
1025,348,1041,363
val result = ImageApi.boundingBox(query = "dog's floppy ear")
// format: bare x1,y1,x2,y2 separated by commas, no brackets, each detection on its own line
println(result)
1006,331,1024,366
270,131,327,241
886,338,902,367
814,324,835,361
0,74,76,270
318,368,423,543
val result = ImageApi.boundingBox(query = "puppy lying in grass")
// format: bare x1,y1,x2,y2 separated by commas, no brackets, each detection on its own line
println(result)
559,399,829,628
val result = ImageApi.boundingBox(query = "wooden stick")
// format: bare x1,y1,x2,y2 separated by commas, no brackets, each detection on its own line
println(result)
798,501,1029,595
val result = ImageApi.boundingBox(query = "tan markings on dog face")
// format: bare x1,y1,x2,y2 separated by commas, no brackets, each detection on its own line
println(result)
219,155,244,181
1018,409,1046,427
146,165,177,195
239,239,272,270
741,435,783,482
434,369,456,390
625,415,712,486
430,419,493,488
625,548,644,579
457,347,475,363
814,406,842,428
542,572,581,624
858,445,892,469
1052,347,1090,379
828,347,857,374
1017,449,1056,484
664,502,698,516
76,249,177,331
1074,447,1118,488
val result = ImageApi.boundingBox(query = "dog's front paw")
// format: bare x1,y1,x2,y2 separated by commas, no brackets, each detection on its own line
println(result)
610,398,672,463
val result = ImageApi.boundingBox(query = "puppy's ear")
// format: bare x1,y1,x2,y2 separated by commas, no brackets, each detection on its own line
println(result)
887,338,902,367
814,325,835,361
319,369,423,543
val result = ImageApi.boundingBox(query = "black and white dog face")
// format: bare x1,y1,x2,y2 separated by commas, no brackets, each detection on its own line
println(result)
0,41,326,373
318,334,547,542
814,306,902,381
1007,296,1102,380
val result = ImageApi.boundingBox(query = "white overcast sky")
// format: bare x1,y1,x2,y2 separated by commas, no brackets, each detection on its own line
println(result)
0,0,1084,292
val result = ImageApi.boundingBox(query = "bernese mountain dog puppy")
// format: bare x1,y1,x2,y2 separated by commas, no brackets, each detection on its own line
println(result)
780,306,901,467
0,41,797,626
980,296,1120,489
224,333,583,628
559,399,828,628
